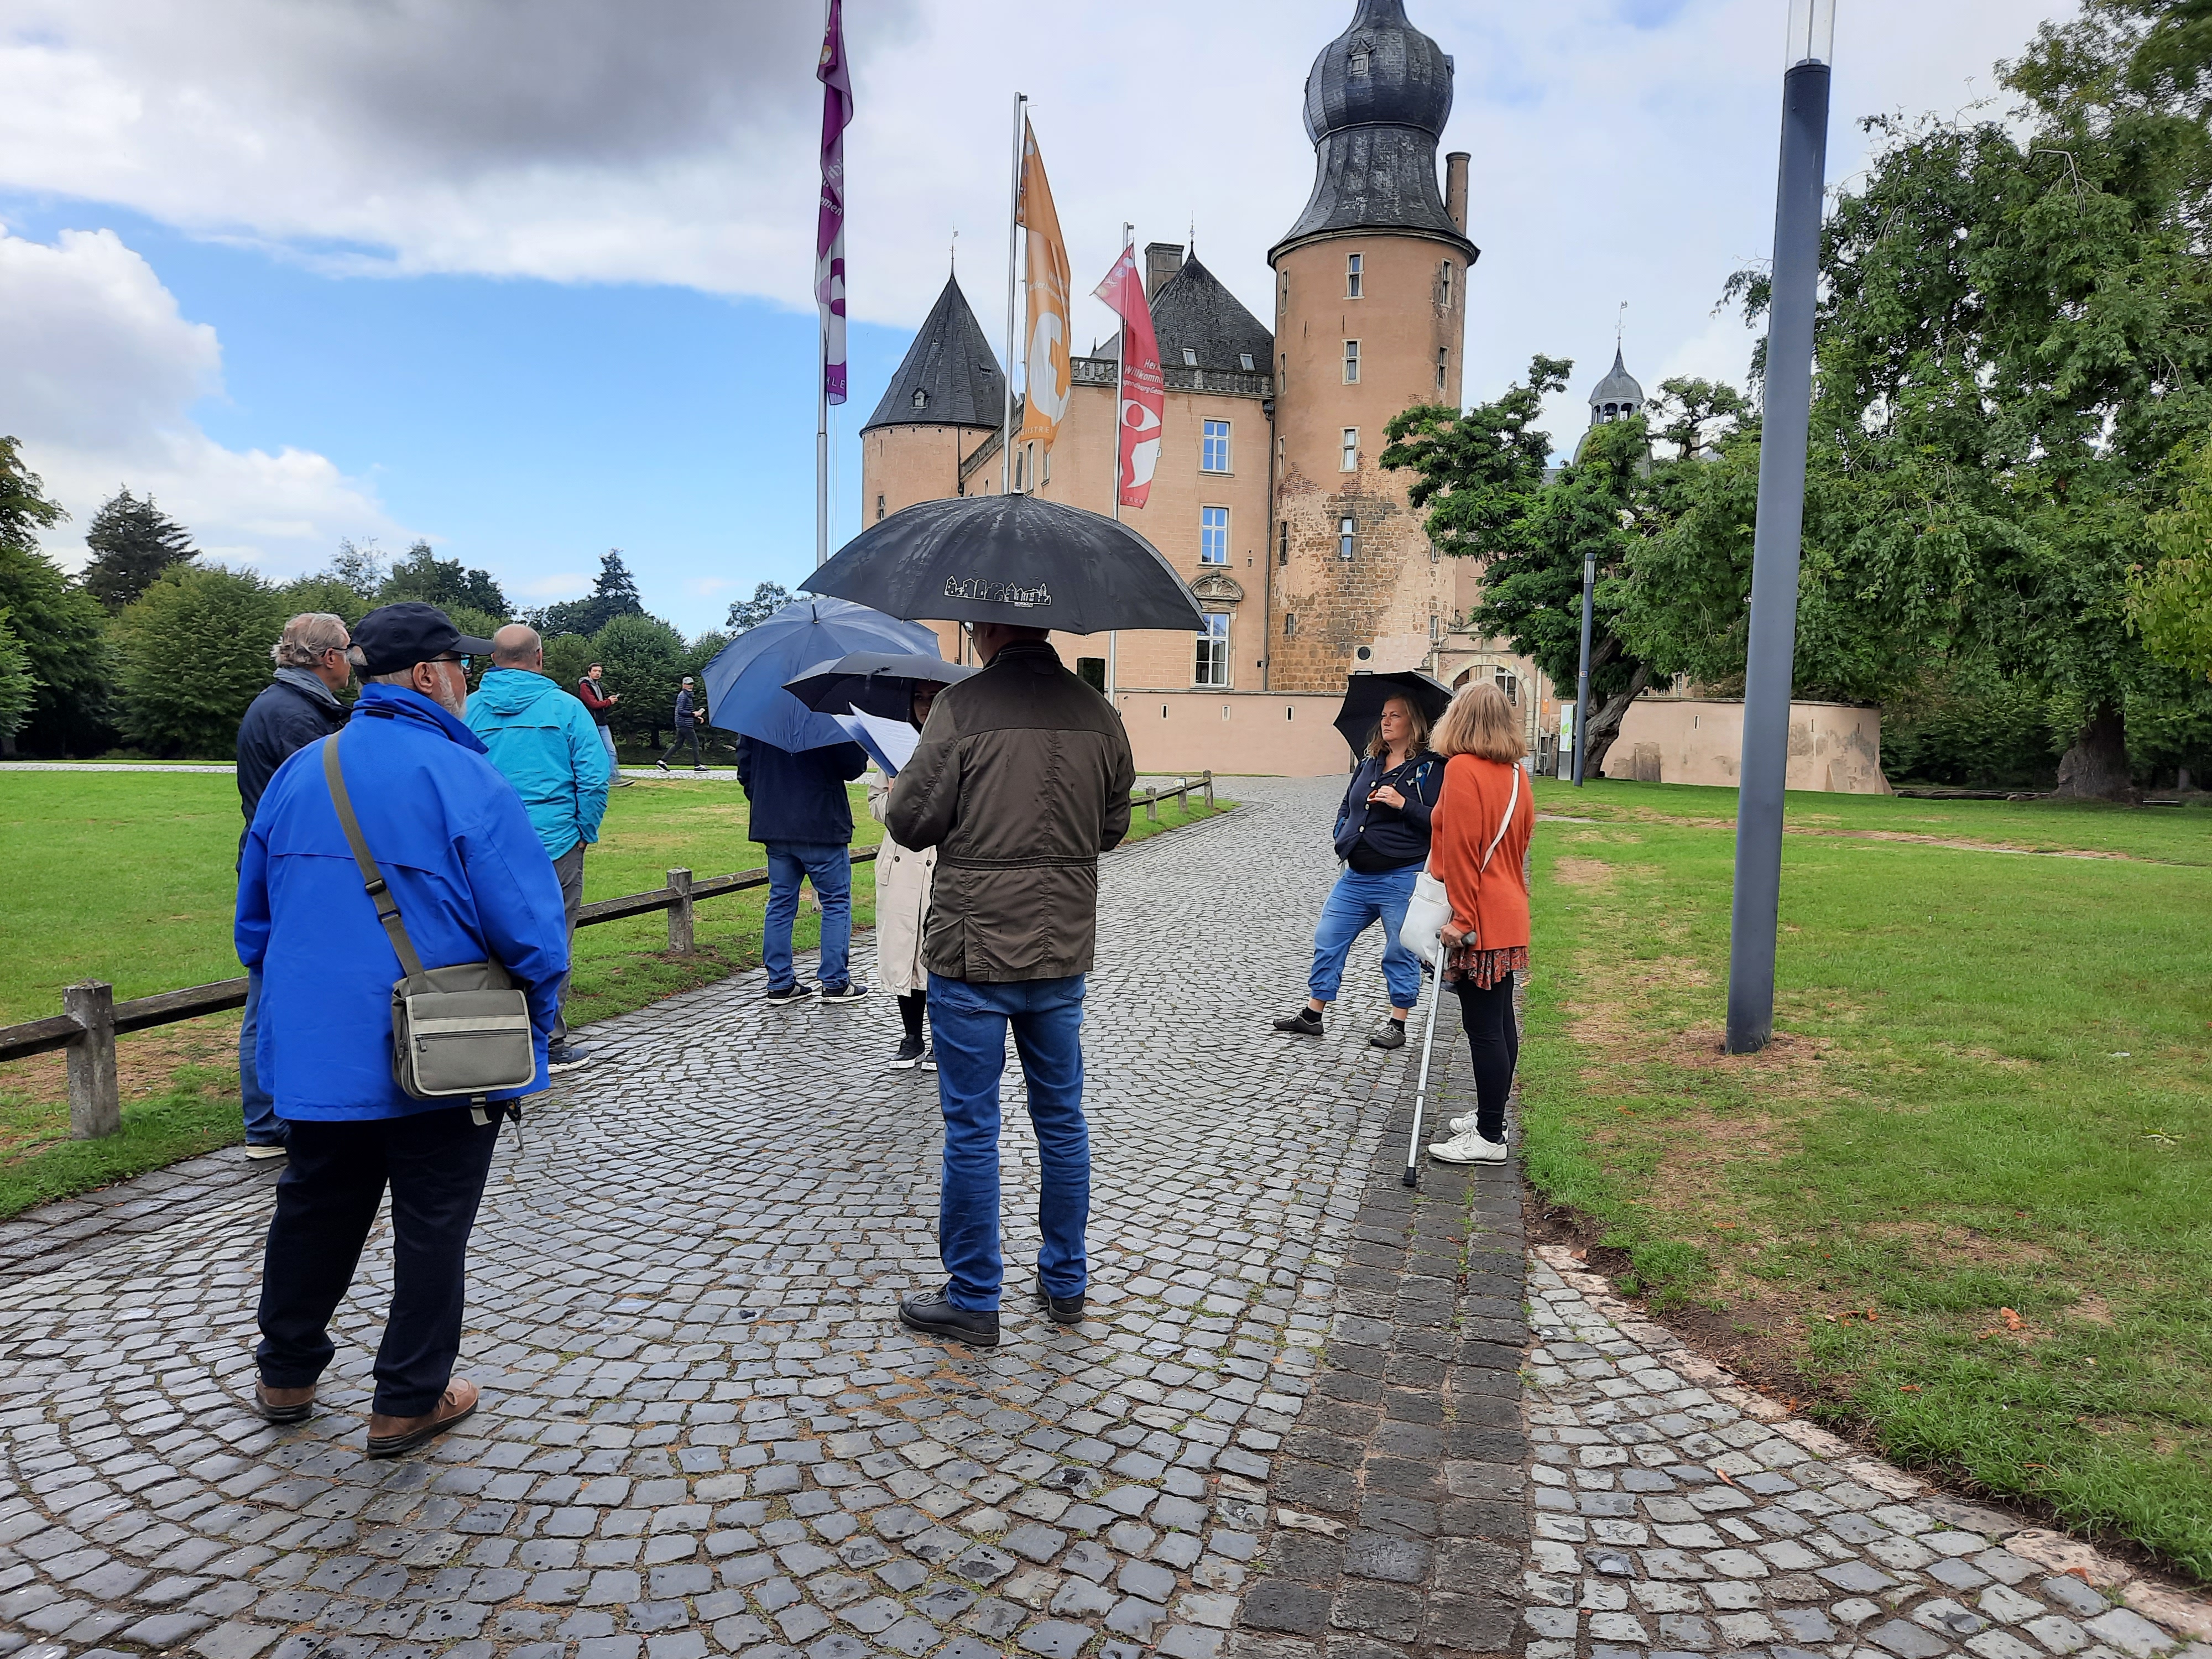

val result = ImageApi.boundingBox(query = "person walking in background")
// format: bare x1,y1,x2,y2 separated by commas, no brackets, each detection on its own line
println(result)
737,731,870,1005
1424,682,1535,1166
467,624,609,1072
233,611,353,1160
888,622,1135,1348
868,682,942,1069
1272,693,1442,1050
576,661,632,787
238,602,568,1456
656,675,705,772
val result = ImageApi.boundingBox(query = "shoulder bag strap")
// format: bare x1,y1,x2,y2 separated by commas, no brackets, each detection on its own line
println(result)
1477,763,1521,874
322,732,427,980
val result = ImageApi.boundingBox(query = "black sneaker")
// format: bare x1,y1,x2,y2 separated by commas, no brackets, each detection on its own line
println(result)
547,1043,592,1073
655,759,670,773
763,983,813,1006
1034,1272,1085,1326
898,1289,999,1348
890,1035,925,1069
819,983,870,1005
1272,1007,1324,1036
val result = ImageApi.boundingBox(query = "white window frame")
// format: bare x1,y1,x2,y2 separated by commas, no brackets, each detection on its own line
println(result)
1201,419,1232,473
1194,613,1231,687
1199,506,1229,566
1441,260,1453,306
1344,340,1360,383
1338,515,1357,560
1340,429,1358,472
1347,252,1364,299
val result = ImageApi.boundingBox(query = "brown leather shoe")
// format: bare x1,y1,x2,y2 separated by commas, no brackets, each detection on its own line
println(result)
366,1377,479,1459
253,1379,316,1423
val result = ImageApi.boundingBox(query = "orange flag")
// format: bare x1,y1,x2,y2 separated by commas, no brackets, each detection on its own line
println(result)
1016,119,1073,451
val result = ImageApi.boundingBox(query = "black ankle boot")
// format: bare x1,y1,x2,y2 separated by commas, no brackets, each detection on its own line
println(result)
1034,1272,1085,1325
898,1289,1000,1348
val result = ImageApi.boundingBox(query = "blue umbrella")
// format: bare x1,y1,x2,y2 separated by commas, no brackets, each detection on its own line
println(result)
700,597,941,753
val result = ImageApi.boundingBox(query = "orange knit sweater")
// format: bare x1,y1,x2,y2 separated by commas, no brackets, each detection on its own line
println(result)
1430,755,1534,950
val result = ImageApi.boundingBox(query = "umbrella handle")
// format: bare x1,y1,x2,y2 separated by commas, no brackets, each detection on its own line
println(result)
1404,962,1448,1188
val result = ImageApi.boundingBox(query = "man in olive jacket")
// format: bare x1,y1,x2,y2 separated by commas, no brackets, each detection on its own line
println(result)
886,622,1134,1347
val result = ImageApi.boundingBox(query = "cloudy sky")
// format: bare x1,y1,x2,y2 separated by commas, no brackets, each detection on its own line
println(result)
1,0,2069,634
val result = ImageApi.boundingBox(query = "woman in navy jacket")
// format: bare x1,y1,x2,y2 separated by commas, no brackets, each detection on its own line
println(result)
1272,694,1443,1050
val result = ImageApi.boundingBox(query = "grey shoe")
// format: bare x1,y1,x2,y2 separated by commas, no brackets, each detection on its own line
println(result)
1368,1018,1407,1050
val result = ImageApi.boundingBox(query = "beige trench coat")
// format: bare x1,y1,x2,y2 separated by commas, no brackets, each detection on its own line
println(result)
869,779,935,998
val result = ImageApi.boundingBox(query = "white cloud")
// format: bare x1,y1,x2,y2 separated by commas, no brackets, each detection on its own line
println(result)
511,572,596,602
0,223,400,574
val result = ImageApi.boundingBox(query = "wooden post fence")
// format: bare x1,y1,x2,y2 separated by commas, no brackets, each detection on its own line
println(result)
63,981,119,1140
667,868,694,955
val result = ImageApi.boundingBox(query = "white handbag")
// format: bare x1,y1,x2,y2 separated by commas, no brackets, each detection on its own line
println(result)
1399,763,1519,966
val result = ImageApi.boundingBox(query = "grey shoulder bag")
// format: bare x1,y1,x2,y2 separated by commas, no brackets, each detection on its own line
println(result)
322,733,537,1103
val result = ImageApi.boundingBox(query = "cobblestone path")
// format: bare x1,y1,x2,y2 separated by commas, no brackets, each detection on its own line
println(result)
0,778,1436,1659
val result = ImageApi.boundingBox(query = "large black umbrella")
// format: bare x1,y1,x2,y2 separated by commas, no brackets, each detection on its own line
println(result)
805,494,1204,635
784,652,977,722
1334,670,1454,760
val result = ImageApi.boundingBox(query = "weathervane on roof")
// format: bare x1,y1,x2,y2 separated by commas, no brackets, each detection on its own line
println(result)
950,225,958,274
1617,300,1627,348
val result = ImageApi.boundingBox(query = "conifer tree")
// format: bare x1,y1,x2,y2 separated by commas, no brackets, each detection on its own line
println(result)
81,488,197,612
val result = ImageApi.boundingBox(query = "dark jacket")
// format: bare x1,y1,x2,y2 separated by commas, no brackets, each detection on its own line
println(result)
886,639,1135,983
577,676,616,727
236,669,347,856
737,737,868,845
235,684,570,1120
1332,749,1442,872
674,687,697,728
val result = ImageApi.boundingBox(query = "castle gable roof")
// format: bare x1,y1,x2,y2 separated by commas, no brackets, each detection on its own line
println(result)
863,276,1006,432
1589,346,1644,408
1149,255,1275,377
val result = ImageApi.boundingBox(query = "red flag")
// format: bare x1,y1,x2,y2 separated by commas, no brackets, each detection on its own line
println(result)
1092,245,1164,509
816,0,853,405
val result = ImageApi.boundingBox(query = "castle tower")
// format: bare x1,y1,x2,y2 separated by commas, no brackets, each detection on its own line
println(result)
1588,346,1645,427
1267,0,1477,691
859,274,1005,526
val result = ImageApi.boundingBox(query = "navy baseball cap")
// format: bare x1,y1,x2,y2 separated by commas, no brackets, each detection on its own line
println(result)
352,602,497,676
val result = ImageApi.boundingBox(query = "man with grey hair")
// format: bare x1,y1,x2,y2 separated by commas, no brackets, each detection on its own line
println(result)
465,622,609,1072
233,611,353,1158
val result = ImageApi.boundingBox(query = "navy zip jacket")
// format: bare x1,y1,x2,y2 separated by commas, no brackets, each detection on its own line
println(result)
236,669,346,858
736,736,869,845
1332,749,1443,872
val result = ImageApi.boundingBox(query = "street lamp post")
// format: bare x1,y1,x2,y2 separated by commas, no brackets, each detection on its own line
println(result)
1571,547,1595,787
1725,0,1835,1053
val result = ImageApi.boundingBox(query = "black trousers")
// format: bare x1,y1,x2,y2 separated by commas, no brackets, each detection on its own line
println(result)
659,726,704,766
1454,971,1520,1143
256,1107,500,1416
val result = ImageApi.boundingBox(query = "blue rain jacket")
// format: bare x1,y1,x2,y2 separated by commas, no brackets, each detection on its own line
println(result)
463,667,610,862
236,683,571,1120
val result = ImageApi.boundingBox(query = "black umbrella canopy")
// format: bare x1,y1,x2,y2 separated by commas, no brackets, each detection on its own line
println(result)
805,494,1205,635
1333,670,1454,760
784,652,978,722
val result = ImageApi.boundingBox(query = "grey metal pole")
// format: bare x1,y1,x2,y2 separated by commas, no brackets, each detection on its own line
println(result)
1725,54,1833,1055
1571,547,1594,786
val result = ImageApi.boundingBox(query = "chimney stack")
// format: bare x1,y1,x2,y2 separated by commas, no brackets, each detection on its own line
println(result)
1445,152,1470,236
1145,241,1185,299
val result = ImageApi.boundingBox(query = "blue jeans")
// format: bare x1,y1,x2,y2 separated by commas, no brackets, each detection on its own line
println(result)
763,842,852,991
597,725,618,774
1307,864,1423,1011
928,972,1089,1311
239,967,285,1146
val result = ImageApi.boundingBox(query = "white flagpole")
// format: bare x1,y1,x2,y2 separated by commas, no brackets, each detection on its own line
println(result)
815,0,832,568
1107,220,1130,702
1002,93,1025,498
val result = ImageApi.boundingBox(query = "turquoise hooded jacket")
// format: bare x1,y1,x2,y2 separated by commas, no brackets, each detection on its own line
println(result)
463,668,611,862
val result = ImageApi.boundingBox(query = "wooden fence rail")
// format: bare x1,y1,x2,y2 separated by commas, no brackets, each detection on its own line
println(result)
0,773,1213,1138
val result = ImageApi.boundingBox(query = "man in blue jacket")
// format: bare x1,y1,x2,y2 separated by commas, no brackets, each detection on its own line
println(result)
466,623,609,1072
237,602,569,1458
736,734,869,1004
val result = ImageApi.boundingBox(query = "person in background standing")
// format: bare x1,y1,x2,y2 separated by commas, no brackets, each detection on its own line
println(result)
233,612,353,1160
576,662,632,786
1423,682,1535,1166
868,682,942,1069
467,624,609,1073
656,676,705,773
738,731,870,1005
1271,694,1442,1049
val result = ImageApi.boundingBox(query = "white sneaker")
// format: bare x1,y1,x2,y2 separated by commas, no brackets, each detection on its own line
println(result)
1445,1112,1506,1139
1427,1129,1509,1164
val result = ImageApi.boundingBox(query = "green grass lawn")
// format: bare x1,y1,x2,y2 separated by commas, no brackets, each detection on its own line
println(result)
0,769,1227,1213
1522,775,2212,1582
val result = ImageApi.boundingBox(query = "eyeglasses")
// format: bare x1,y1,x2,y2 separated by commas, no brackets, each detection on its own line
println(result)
431,655,471,670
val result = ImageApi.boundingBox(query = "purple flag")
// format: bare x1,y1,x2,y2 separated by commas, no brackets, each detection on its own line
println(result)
816,0,853,405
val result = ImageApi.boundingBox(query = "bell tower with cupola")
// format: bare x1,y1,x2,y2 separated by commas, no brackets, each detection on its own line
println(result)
1266,0,1478,692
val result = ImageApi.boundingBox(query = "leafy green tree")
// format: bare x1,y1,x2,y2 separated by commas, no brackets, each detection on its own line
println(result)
325,538,389,601
378,539,510,618
590,612,688,746
81,489,197,612
1381,357,1567,561
535,549,646,639
0,437,109,755
2131,432,2212,680
540,633,596,697
1648,377,1749,462
725,582,790,633
0,611,38,744
279,575,372,628
110,566,288,757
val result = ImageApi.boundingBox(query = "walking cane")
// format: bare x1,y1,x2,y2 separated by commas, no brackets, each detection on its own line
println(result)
1404,959,1447,1188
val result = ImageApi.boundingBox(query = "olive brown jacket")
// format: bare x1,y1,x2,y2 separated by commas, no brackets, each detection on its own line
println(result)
885,639,1135,983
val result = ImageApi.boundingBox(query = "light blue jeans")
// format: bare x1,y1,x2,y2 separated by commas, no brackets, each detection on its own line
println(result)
239,967,284,1146
1307,864,1423,1011
597,726,618,775
763,842,852,992
928,972,1089,1311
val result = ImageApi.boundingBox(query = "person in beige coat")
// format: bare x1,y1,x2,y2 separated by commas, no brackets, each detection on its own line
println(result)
869,682,941,1069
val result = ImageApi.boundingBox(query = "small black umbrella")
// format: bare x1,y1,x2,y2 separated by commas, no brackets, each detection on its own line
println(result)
1333,670,1454,760
805,494,1204,634
784,652,977,722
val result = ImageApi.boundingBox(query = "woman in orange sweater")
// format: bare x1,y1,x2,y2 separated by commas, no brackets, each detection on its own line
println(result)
1423,682,1535,1165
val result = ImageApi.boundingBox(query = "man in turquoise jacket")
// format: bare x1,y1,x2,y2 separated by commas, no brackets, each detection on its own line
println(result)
465,624,609,1071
